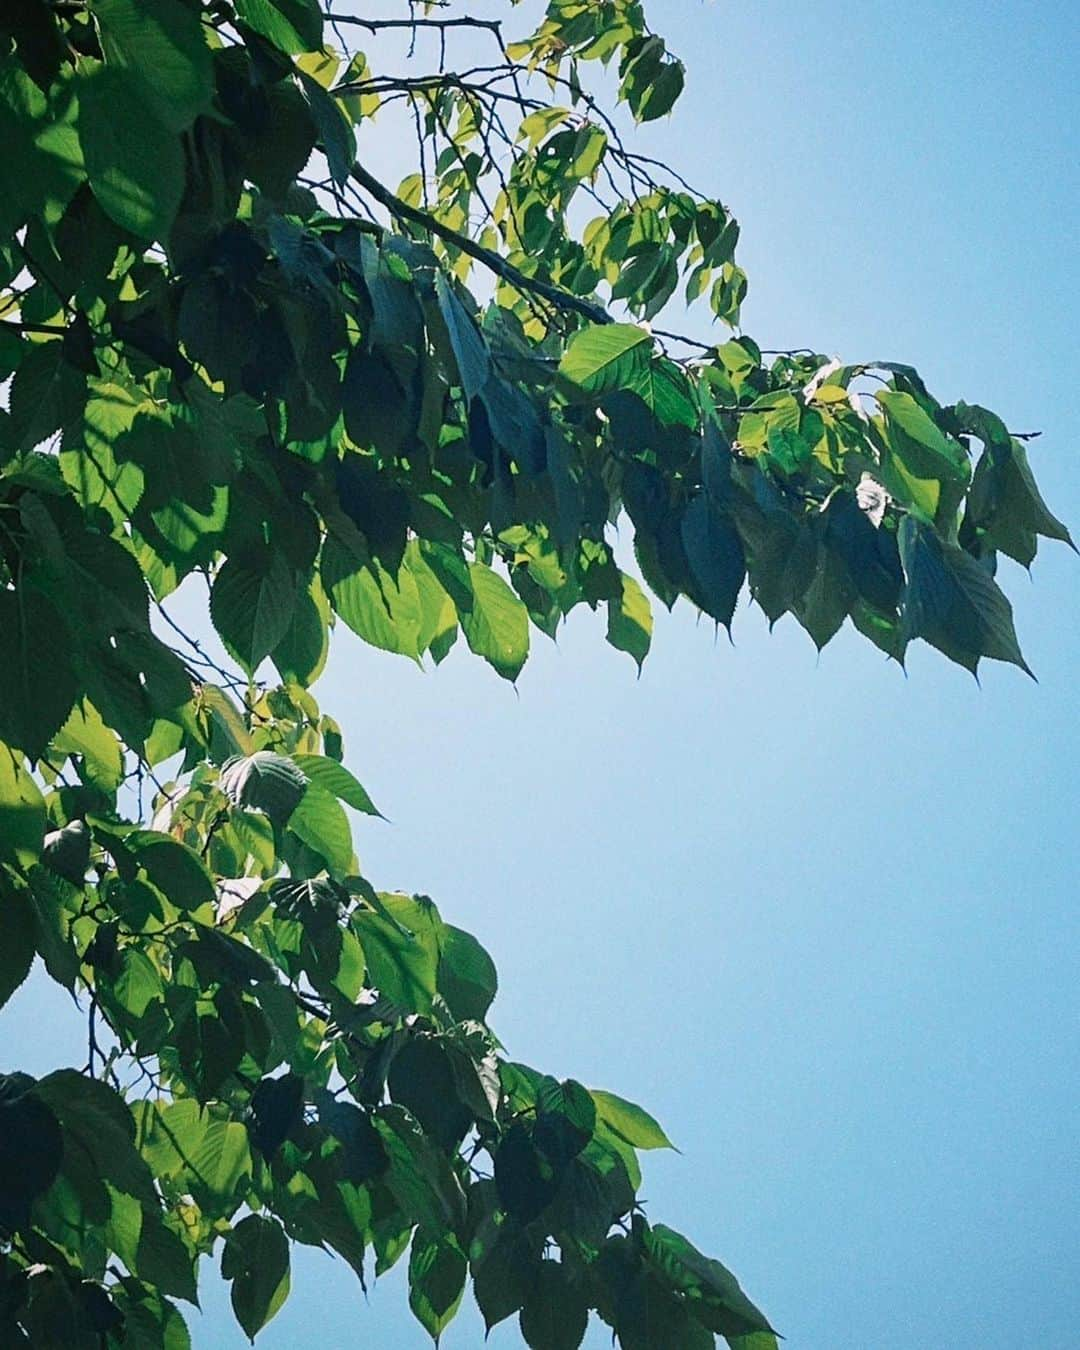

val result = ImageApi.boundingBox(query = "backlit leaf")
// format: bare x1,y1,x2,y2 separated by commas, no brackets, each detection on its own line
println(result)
460,564,529,681
78,65,184,238
559,323,652,395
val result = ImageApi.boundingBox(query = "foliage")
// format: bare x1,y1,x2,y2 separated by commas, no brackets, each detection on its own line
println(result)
0,0,1069,1346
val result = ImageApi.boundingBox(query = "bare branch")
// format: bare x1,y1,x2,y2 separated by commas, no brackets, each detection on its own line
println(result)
348,161,613,326
323,12,503,42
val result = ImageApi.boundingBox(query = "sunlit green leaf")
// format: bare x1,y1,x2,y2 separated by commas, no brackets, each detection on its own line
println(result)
460,564,530,681
559,323,652,394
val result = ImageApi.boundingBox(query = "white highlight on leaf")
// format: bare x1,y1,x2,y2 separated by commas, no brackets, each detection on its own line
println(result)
848,389,870,422
856,471,890,528
802,357,842,401
216,876,262,922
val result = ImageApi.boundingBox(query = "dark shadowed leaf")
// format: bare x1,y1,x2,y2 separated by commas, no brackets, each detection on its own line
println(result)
0,883,37,1011
0,583,77,758
0,1077,63,1229
42,818,90,884
127,831,215,910
210,552,298,673
899,517,1031,675
681,494,745,629
519,1259,589,1350
247,1073,305,1161
408,1229,467,1339
437,924,498,1023
222,1214,291,1341
221,752,309,825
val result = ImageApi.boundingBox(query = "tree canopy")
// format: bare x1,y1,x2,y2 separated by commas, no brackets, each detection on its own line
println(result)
0,0,1070,1346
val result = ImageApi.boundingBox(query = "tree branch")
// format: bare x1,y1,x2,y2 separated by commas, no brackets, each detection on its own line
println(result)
323,12,503,40
348,161,613,326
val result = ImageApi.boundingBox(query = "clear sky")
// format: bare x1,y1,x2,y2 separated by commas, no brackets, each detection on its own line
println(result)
8,2,1078,1347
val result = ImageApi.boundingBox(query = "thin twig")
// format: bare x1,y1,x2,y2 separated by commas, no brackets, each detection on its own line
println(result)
324,13,503,40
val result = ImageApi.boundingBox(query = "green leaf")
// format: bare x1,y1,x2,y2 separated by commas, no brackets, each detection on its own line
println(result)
222,1214,291,1341
35,1068,157,1206
899,517,1031,676
136,1209,198,1305
353,893,441,1013
376,1103,467,1236
199,685,254,758
437,924,498,1023
321,530,422,659
627,359,699,429
42,819,90,885
90,0,213,132
0,882,37,1011
606,574,653,670
221,752,310,825
590,1090,674,1151
287,781,354,876
234,0,323,54
435,273,491,401
0,66,84,236
247,1073,305,1161
408,1230,467,1339
0,1078,63,1230
0,583,77,758
138,1098,251,1197
681,495,745,630
210,552,299,674
519,1259,589,1350
51,700,123,791
292,753,382,817
128,831,216,910
460,563,529,681
298,74,354,187
638,1219,775,1339
26,866,80,988
965,433,1073,564
878,389,969,486
559,323,652,395
0,744,45,867
78,65,184,238
112,948,162,1018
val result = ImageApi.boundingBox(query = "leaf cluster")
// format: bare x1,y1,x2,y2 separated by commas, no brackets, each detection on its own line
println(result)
0,0,1069,1346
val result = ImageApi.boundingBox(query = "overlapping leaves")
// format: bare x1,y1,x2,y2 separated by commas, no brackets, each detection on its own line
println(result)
0,0,1069,1346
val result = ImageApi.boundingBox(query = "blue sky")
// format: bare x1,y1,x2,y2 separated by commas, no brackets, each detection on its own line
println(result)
8,2,1078,1346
